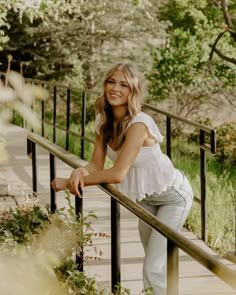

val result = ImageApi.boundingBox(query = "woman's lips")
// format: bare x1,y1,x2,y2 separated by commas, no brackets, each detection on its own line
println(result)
110,93,121,99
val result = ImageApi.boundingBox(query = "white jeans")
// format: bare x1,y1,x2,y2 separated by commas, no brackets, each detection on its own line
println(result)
137,170,193,295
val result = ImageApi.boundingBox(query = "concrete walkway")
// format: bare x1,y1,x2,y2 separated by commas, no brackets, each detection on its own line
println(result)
1,124,236,295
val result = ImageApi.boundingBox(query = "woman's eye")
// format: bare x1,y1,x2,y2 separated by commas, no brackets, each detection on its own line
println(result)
122,84,128,88
107,79,114,84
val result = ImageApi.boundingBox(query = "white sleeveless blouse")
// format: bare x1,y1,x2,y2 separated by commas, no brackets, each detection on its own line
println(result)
95,112,177,201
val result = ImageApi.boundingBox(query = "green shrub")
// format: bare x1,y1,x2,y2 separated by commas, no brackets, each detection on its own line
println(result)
215,122,236,167
0,192,109,294
0,197,50,246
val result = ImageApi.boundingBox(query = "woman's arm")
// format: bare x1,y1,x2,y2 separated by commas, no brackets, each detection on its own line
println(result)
72,133,106,175
53,122,148,196
52,133,106,195
67,122,148,196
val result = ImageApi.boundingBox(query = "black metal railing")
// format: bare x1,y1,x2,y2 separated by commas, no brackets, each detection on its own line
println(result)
26,132,236,295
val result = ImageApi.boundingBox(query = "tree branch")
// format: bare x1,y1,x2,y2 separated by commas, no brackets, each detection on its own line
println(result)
209,30,228,62
220,0,236,41
209,44,236,65
221,0,232,27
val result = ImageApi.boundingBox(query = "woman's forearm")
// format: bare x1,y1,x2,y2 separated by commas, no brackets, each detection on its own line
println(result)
82,167,124,187
53,165,124,195
75,161,102,176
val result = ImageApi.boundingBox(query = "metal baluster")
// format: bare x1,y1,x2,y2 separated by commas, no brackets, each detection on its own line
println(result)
111,198,121,292
75,190,83,272
49,153,56,212
66,89,71,150
166,117,171,159
81,92,86,159
200,130,206,241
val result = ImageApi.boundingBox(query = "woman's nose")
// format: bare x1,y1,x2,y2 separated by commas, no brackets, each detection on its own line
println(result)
112,83,120,91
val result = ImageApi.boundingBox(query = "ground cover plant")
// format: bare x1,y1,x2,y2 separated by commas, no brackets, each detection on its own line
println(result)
0,190,154,294
0,191,108,295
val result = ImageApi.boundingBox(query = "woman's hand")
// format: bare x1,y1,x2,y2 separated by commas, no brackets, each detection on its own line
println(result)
67,168,85,197
51,177,69,192
51,167,86,197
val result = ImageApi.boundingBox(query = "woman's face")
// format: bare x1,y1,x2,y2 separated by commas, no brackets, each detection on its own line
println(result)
105,70,131,108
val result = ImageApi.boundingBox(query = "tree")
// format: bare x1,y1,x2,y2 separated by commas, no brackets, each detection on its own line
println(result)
0,0,163,89
0,0,53,50
209,0,236,66
146,0,236,119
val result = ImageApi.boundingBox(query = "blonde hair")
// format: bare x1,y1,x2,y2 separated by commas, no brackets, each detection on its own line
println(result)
95,63,143,150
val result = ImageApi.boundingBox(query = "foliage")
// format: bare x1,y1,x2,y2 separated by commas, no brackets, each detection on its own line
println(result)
0,190,111,294
215,122,236,166
169,136,235,254
146,0,236,118
0,188,157,294
59,266,99,295
113,283,153,295
0,0,53,50
54,191,109,294
0,0,163,88
185,170,235,254
0,195,50,248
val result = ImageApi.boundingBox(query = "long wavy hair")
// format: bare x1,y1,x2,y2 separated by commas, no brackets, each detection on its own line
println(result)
95,63,143,150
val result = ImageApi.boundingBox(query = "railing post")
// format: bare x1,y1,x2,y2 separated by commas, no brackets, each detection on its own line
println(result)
166,117,171,159
200,130,206,242
66,89,71,150
27,138,32,157
210,129,216,154
111,198,121,292
49,153,56,213
41,100,45,137
53,86,57,143
75,193,83,272
167,240,179,295
31,141,37,194
30,103,34,131
81,92,86,159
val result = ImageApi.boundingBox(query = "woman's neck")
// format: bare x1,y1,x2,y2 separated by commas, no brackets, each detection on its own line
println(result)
112,105,128,122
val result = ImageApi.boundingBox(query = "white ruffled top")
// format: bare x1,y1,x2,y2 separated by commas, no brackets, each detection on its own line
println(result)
95,112,177,201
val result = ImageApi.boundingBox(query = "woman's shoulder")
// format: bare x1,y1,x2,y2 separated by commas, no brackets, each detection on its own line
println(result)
128,112,163,142
131,112,152,122
130,112,154,125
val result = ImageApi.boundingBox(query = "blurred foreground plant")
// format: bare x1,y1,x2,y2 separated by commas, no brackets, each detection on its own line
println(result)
0,190,111,294
0,70,49,164
0,189,155,294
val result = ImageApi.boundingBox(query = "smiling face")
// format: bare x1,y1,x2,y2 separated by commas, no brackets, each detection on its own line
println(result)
105,70,131,109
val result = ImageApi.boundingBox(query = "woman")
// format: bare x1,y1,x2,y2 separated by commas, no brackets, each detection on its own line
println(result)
52,63,193,295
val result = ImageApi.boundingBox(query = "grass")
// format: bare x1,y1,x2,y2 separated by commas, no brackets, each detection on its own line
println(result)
170,137,235,254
